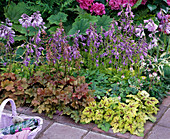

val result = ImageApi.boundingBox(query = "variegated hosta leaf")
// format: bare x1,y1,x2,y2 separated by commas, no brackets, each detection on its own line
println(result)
104,109,115,122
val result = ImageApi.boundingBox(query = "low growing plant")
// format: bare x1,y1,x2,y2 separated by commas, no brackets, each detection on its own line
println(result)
80,90,159,136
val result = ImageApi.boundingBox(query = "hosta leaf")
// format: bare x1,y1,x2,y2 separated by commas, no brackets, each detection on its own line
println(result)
96,15,113,32
4,2,29,23
47,12,68,25
15,46,26,59
14,35,26,41
147,4,157,11
68,19,90,35
75,13,98,24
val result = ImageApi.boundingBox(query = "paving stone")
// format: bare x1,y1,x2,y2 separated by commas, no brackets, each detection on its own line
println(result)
162,93,170,107
54,115,95,130
143,121,154,135
116,132,131,139
130,135,143,139
92,126,117,137
34,119,54,139
147,125,170,139
155,105,167,121
39,122,88,139
84,131,117,139
158,108,170,128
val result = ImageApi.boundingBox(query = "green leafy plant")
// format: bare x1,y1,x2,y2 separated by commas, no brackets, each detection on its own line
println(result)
81,90,159,136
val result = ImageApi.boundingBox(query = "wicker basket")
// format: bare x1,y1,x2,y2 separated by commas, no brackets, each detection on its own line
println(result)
0,99,43,139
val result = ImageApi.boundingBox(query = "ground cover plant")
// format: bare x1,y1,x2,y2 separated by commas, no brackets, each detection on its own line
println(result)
0,0,170,137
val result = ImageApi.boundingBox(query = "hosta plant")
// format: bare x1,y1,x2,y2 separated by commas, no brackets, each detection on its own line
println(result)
80,90,159,136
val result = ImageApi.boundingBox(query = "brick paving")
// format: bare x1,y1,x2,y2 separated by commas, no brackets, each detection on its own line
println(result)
3,92,170,139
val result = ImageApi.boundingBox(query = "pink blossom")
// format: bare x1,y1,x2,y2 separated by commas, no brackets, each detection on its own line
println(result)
90,2,106,15
77,0,94,10
122,0,135,7
141,0,147,5
108,0,122,10
167,0,170,6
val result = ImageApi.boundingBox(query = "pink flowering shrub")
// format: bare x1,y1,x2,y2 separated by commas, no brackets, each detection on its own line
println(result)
167,0,170,6
77,0,94,10
90,2,106,15
109,0,122,10
108,0,148,10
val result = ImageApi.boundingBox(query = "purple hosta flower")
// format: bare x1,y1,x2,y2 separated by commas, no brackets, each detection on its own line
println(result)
109,60,112,64
31,11,44,28
19,11,46,29
144,19,158,32
5,18,12,26
19,14,32,28
135,25,145,38
157,9,170,34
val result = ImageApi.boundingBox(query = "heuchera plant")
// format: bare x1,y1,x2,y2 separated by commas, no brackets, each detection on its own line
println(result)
80,90,159,136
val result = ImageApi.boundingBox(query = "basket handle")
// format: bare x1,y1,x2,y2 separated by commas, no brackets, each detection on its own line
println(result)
0,99,17,121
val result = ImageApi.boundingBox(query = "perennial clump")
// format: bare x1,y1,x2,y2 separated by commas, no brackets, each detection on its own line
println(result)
81,91,159,136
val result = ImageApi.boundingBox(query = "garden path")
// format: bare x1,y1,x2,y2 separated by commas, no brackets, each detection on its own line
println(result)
4,92,170,139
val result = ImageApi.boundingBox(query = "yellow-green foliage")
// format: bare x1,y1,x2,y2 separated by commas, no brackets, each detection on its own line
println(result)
80,90,159,137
